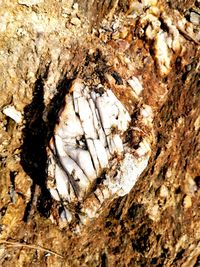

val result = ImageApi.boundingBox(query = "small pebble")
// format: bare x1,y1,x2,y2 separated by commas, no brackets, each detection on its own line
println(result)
190,12,200,25
183,195,192,209
18,0,43,6
149,204,160,221
3,106,22,123
72,3,79,10
159,185,169,198
70,17,81,26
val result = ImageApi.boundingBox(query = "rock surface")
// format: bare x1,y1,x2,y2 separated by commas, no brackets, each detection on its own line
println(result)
0,0,199,266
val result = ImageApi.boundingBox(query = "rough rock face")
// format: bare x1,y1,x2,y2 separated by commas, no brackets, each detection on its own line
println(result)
46,78,152,228
0,0,199,266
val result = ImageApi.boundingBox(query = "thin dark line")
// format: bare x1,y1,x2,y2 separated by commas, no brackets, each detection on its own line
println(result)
51,136,80,199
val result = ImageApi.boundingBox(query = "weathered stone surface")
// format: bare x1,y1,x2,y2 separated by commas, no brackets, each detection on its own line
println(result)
0,0,199,266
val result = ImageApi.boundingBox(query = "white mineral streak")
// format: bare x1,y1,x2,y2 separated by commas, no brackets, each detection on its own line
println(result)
49,188,60,202
56,95,84,138
140,104,154,127
142,0,157,6
93,139,109,169
64,207,73,223
127,76,143,97
47,79,152,226
155,31,171,76
86,139,101,174
163,16,181,53
136,138,151,157
67,148,97,180
54,164,72,202
59,207,73,226
155,20,182,76
18,0,43,6
81,141,151,223
3,105,22,123
141,11,182,76
190,12,200,25
105,151,150,196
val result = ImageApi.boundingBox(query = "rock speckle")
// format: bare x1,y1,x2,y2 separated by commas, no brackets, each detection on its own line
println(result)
18,0,44,6
190,11,200,25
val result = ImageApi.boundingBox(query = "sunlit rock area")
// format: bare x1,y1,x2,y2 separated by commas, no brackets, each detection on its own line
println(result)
0,0,199,266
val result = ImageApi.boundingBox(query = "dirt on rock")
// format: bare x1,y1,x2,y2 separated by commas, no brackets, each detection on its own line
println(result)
0,0,199,266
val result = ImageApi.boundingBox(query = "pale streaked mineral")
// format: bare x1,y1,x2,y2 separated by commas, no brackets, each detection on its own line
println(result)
46,79,152,226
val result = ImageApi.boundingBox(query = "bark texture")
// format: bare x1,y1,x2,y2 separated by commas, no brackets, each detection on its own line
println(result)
0,0,199,266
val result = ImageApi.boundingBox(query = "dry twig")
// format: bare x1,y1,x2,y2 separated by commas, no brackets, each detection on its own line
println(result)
0,240,63,258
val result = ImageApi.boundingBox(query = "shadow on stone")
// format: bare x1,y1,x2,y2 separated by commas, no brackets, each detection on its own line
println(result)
21,67,73,221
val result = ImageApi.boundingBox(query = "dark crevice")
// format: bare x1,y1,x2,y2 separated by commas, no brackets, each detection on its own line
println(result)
21,65,75,221
173,248,185,264
21,67,51,221
194,255,200,267
108,196,124,220
101,252,108,267
127,202,144,220
194,176,200,188
159,17,169,33
10,171,16,189
132,226,152,253
85,172,107,200
111,71,123,85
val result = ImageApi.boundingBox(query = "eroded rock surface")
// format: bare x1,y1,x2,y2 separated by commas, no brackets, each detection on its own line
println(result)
0,0,199,266
46,78,152,228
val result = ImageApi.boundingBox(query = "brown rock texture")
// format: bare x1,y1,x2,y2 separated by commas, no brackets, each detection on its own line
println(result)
0,0,199,266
